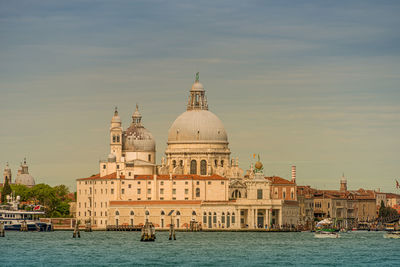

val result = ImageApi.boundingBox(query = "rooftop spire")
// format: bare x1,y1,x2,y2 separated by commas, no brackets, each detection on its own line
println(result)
114,106,118,116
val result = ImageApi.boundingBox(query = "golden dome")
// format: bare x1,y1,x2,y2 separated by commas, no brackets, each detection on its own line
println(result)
255,161,263,170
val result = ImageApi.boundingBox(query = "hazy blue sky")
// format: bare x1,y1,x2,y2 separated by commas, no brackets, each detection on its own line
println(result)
1,0,399,192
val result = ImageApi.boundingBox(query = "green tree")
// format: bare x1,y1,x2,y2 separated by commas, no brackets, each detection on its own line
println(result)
1,178,12,203
53,185,70,201
10,184,30,202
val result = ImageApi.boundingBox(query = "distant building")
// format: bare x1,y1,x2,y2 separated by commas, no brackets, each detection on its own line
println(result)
2,159,36,188
76,75,299,229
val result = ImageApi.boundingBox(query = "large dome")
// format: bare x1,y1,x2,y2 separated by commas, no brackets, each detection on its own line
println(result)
168,110,228,143
15,174,35,187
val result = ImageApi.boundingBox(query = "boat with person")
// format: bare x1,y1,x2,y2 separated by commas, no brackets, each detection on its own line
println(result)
0,194,52,231
314,218,340,238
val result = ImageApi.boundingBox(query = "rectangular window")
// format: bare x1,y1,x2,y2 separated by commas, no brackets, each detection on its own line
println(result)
184,197,189,200
117,165,119,169
160,188,164,194
160,181,164,185
185,181,188,185
173,181,176,185
208,181,211,185
148,154,151,161
128,172,131,176
148,181,151,184
147,189,151,194
128,184,132,188
283,192,286,199
160,197,164,200
221,181,224,185
111,189,114,194
122,189,125,194
196,181,200,185
137,188,141,194
185,189,189,194
172,189,176,194
257,189,263,199
172,197,176,200
103,165,106,169
138,181,141,185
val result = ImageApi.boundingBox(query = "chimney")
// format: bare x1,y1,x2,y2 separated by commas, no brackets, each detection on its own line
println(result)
291,166,296,183
340,173,347,192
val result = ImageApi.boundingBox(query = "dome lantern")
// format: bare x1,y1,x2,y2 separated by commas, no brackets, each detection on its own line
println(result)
187,72,208,111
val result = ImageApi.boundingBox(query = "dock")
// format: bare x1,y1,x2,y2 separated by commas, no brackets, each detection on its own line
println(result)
106,225,142,231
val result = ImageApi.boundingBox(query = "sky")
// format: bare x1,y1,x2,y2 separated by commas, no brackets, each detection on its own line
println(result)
0,0,399,192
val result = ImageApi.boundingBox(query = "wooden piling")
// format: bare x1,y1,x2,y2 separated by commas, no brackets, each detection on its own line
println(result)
20,220,28,232
140,222,156,242
85,219,92,232
73,221,80,238
0,222,5,237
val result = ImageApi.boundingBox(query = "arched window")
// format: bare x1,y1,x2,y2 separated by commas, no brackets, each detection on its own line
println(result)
161,210,165,216
192,211,196,216
130,211,134,216
172,160,176,168
190,160,197,174
176,211,181,216
221,160,224,167
200,160,207,175
222,212,225,224
213,212,217,224
117,136,120,142
145,210,150,216
196,188,200,197
203,212,207,224
227,212,231,228
115,211,119,216
112,135,116,142
179,160,183,166
148,154,151,162
232,212,235,224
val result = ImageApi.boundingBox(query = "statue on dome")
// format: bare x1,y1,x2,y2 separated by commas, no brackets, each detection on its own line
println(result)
195,72,199,82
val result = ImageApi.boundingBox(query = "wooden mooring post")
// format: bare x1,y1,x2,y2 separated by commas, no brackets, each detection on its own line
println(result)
0,222,5,237
73,221,80,238
169,214,176,240
140,222,156,242
85,219,92,232
20,220,28,232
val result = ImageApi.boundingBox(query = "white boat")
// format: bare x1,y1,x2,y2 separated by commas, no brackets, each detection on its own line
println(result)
314,218,340,238
384,231,400,239
314,230,340,238
0,194,52,231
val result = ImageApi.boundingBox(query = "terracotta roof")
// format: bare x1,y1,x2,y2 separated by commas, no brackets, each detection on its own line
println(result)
386,193,400,199
134,174,228,181
110,200,202,206
77,172,117,181
265,176,295,185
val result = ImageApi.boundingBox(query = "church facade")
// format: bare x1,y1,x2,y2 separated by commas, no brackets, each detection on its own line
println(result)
76,74,299,230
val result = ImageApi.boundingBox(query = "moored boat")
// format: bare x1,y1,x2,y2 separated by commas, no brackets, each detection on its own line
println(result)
314,219,340,238
0,194,52,231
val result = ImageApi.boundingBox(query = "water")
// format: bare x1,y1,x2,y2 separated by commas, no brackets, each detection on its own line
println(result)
2,231,400,266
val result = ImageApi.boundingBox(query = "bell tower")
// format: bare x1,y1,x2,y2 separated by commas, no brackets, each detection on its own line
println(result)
340,173,347,192
110,107,123,161
3,162,12,184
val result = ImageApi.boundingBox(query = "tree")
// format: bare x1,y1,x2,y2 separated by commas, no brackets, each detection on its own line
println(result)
1,178,12,203
53,185,70,201
10,184,30,202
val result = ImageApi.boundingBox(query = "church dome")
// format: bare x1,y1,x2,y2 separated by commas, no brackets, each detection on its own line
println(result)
15,174,35,187
168,110,228,143
122,105,155,152
15,159,35,187
123,126,155,152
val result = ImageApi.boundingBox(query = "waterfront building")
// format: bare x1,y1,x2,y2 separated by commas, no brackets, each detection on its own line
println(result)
76,75,299,229
2,159,35,188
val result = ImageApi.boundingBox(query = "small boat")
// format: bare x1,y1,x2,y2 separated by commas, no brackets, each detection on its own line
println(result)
314,229,340,238
314,219,340,238
384,231,400,239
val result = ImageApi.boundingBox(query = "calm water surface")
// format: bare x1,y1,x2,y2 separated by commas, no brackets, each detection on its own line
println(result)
2,231,399,266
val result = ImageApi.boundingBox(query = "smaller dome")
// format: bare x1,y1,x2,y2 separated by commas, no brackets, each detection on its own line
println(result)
108,153,116,162
191,81,204,91
255,161,263,170
15,174,35,187
111,107,121,124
